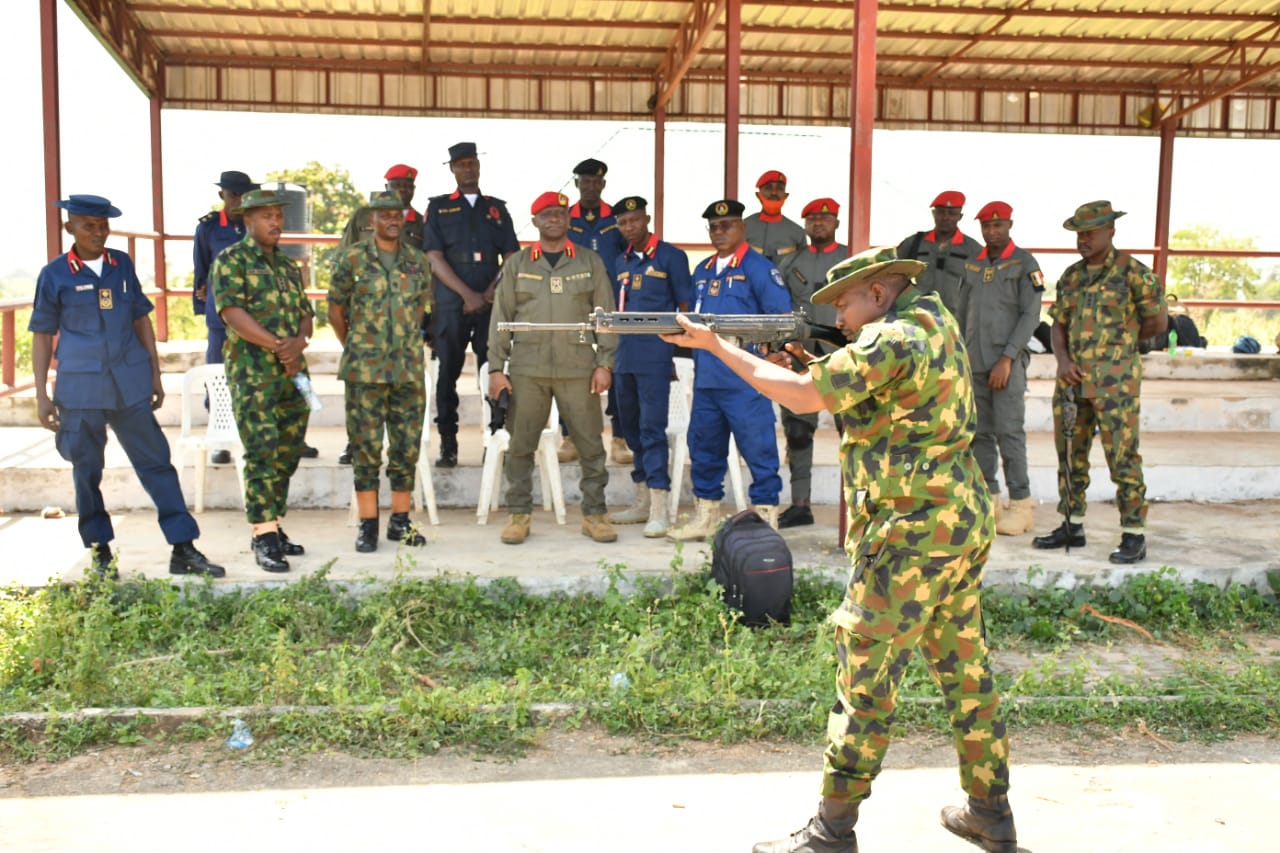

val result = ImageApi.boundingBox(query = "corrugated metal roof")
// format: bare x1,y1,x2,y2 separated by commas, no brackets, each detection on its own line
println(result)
68,0,1280,137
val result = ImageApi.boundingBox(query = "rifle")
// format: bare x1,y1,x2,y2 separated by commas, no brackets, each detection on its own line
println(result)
497,307,848,349
1057,385,1079,554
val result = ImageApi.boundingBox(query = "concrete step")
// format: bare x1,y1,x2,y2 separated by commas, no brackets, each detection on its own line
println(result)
2,423,1277,513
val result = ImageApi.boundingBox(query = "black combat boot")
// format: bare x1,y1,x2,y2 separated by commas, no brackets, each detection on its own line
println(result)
1031,521,1085,550
277,527,305,556
338,444,352,465
169,542,226,577
387,512,426,546
90,544,119,580
778,505,815,528
940,794,1017,853
356,518,379,553
1109,532,1146,564
753,799,859,853
252,532,290,573
436,434,458,468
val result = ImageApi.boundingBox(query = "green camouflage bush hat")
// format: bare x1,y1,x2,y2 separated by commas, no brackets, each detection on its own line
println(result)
1063,200,1126,231
367,190,403,210
812,247,926,305
232,189,287,214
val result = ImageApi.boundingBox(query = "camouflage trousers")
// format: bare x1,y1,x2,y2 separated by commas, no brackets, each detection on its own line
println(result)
229,373,310,524
1052,389,1147,529
345,381,426,493
822,538,1010,804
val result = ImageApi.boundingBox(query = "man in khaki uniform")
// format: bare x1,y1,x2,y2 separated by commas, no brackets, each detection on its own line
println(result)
487,192,619,545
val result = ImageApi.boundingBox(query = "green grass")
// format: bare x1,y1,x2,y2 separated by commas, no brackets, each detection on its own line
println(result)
1,562,1277,761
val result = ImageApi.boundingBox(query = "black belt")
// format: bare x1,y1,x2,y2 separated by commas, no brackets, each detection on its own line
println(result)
444,250,497,265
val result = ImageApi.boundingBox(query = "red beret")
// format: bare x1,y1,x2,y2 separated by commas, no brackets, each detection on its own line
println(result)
756,170,787,188
384,164,418,180
801,198,840,217
976,201,1013,222
930,190,966,208
530,191,570,215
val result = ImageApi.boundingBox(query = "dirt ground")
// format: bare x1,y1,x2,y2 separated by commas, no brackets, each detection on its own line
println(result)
4,725,1278,801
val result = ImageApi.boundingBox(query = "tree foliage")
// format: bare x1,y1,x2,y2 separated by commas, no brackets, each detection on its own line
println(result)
1168,225,1259,300
264,162,363,296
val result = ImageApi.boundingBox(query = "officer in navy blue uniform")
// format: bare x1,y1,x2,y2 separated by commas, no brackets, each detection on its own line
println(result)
193,170,259,464
605,196,693,537
30,195,224,579
667,199,792,541
422,141,521,467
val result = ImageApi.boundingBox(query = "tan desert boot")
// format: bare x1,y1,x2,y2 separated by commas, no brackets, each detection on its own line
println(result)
666,497,721,542
752,504,780,530
610,436,634,465
500,513,531,545
557,436,579,463
582,513,618,543
996,497,1035,536
643,488,670,538
608,483,650,524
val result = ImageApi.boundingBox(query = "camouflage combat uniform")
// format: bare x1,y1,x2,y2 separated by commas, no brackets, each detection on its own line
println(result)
487,241,617,516
1049,247,1165,529
212,234,314,525
328,238,433,492
807,286,1009,806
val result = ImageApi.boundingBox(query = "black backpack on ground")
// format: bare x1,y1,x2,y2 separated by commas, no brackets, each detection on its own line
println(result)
710,510,794,626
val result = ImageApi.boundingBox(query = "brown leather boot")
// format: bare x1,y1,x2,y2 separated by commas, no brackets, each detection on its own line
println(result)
581,514,618,543
501,513,531,545
940,794,1017,853
753,798,859,853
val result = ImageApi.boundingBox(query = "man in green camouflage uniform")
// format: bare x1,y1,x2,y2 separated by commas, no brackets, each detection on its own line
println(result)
329,191,433,553
1033,201,1167,564
664,246,1016,853
487,191,618,546
212,189,315,573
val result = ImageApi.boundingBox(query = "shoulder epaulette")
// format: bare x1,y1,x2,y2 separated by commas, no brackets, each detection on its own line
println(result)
198,211,219,224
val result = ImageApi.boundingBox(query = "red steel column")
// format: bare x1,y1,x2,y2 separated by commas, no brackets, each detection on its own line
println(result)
655,103,667,239
724,0,741,197
40,0,62,260
847,0,877,252
1153,119,1176,283
150,95,169,341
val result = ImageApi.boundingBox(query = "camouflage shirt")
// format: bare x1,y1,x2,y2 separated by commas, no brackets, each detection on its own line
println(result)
211,234,314,383
328,238,432,385
1048,247,1166,399
809,287,992,570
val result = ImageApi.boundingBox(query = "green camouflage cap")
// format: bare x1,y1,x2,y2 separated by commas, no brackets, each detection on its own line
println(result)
367,190,403,210
232,189,287,214
812,246,926,305
1062,200,1126,232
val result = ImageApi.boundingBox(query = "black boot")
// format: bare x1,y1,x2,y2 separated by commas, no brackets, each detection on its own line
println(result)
753,799,859,853
210,449,232,465
941,794,1017,853
169,542,226,578
436,434,458,468
338,444,352,465
778,505,815,528
1109,532,1147,564
251,532,290,573
387,512,426,546
277,527,305,556
356,518,379,553
90,544,119,580
1031,521,1085,550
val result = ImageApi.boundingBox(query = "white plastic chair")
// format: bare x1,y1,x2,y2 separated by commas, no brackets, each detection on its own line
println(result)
177,363,246,513
346,358,440,526
668,358,748,517
476,363,566,525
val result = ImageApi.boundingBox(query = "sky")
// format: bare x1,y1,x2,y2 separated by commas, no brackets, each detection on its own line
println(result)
2,1,1277,289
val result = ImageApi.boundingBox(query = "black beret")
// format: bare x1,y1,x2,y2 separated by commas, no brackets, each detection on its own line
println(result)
614,196,647,213
701,199,746,219
573,158,608,177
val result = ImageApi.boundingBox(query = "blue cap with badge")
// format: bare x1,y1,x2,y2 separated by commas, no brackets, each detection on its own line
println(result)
55,194,121,218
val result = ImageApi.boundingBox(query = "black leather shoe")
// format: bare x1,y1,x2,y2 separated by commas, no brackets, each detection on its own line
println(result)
210,449,232,465
436,435,458,468
251,532,290,573
387,512,426,546
1109,533,1147,564
277,527,305,556
169,542,226,578
300,444,319,459
356,518,379,553
778,505,815,529
90,544,119,580
338,445,352,465
1032,521,1085,550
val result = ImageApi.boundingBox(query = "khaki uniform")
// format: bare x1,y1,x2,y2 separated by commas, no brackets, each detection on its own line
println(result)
1049,248,1165,529
744,212,807,267
211,235,314,525
328,239,433,493
959,243,1044,501
488,243,618,515
808,287,1008,806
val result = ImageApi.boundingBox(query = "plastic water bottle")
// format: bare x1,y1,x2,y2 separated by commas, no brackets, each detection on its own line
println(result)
292,372,323,412
225,718,254,749
1167,327,1178,356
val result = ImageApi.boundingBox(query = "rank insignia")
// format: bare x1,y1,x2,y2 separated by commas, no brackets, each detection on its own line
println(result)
550,276,563,294
982,267,995,283
98,288,113,310
631,272,642,290
709,280,721,296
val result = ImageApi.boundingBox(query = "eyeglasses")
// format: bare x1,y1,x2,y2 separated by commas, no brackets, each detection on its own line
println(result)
706,220,739,233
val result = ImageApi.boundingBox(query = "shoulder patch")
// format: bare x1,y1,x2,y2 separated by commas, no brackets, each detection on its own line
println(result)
198,211,218,224
770,268,785,288
1029,270,1045,290
1142,271,1159,287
